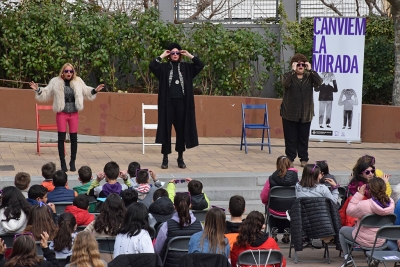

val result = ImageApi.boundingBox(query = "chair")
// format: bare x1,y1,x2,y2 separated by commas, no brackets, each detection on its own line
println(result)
109,253,162,267
0,234,15,248
36,104,65,156
142,103,160,154
191,209,208,222
237,250,284,267
53,202,73,215
35,241,51,257
76,225,88,232
179,253,231,267
96,236,116,254
162,236,191,267
265,186,296,235
57,256,70,266
344,214,397,267
365,226,400,267
240,103,271,154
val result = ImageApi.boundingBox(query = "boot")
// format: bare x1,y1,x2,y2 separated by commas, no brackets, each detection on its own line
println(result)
270,227,278,242
58,132,68,172
281,228,290,244
161,154,168,169
177,158,186,169
69,133,77,172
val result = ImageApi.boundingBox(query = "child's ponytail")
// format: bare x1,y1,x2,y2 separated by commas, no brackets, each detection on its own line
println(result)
53,212,76,252
276,156,291,177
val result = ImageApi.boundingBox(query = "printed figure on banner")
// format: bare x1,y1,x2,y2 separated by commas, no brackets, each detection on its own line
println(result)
314,72,338,129
338,89,358,130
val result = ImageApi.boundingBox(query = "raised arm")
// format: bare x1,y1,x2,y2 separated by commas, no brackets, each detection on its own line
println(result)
149,50,170,80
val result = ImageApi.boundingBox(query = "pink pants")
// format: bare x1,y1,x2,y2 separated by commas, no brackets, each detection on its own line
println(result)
56,112,79,133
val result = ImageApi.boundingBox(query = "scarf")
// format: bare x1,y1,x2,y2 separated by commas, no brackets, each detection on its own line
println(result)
168,62,185,95
136,184,151,200
102,183,122,196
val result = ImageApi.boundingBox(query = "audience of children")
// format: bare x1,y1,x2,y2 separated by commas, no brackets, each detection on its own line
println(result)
155,192,202,267
166,178,209,210
339,178,394,267
49,212,77,258
149,188,175,229
65,231,107,267
113,202,155,258
224,195,245,252
260,156,298,243
188,207,230,257
27,185,49,206
230,211,287,267
23,204,58,241
131,169,162,208
88,161,131,198
47,170,77,203
0,186,31,234
73,166,93,195
14,172,31,198
0,231,58,267
84,193,126,237
40,162,57,192
65,195,95,226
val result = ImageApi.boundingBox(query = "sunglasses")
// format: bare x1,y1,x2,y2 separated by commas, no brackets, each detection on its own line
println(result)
63,70,74,74
297,63,306,67
211,205,226,212
135,168,148,177
174,179,186,184
363,155,375,165
362,169,375,175
14,232,34,241
170,52,181,56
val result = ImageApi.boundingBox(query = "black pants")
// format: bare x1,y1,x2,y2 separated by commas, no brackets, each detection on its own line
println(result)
269,216,291,233
161,98,186,155
282,118,311,162
343,110,353,127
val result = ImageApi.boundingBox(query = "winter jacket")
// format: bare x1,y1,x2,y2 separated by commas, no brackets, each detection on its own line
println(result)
154,212,202,267
73,183,91,195
295,183,339,204
113,230,154,258
27,198,40,206
0,208,28,234
224,221,242,254
339,195,367,227
131,181,162,208
0,247,60,267
65,259,107,267
88,180,131,198
191,194,208,210
231,233,286,267
188,230,230,257
109,253,162,267
347,192,394,248
179,253,231,267
35,76,96,113
290,197,342,251
149,196,175,227
65,205,95,226
47,187,75,203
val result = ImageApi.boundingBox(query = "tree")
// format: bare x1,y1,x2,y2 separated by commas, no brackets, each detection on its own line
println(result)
387,0,400,105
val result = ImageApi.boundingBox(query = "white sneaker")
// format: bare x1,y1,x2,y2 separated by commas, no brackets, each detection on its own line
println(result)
340,259,354,267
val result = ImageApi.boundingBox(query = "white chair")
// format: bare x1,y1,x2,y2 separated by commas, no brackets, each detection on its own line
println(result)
142,103,160,154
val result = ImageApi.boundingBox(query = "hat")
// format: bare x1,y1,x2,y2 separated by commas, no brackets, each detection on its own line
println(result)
167,42,182,51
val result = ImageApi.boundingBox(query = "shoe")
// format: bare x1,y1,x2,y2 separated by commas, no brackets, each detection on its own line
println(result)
342,126,346,129
302,237,312,248
340,258,354,267
301,161,307,167
366,257,379,267
161,159,168,169
177,158,186,169
348,127,351,129
320,125,324,128
60,159,68,172
326,124,331,128
270,227,278,242
281,228,290,244
69,160,76,172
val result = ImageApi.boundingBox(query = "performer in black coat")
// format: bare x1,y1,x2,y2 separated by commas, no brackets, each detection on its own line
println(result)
149,43,204,169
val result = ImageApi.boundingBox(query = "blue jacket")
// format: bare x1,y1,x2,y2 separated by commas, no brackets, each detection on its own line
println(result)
26,198,40,206
47,186,75,203
188,230,230,258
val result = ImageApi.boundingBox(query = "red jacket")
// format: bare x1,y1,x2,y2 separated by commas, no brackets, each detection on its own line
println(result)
65,205,94,226
231,235,287,267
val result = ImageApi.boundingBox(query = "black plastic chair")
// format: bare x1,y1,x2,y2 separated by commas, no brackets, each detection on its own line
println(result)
191,209,208,222
240,103,271,154
0,234,15,248
96,236,116,254
365,225,400,267
179,253,231,267
52,202,73,215
162,236,191,267
237,249,283,267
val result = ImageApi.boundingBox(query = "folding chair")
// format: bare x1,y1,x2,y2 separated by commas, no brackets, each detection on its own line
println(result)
35,241,51,257
142,103,160,154
179,253,231,267
162,236,191,267
265,186,296,235
191,209,208,223
240,103,271,154
237,249,284,267
53,202,73,216
96,236,116,254
76,225,88,232
338,185,348,208
0,234,15,248
344,214,397,267
36,104,65,156
365,226,400,267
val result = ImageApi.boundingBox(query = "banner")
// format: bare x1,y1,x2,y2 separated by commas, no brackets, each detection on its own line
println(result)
310,17,366,143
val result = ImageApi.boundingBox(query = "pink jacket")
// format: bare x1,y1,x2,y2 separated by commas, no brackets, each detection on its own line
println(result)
347,192,394,247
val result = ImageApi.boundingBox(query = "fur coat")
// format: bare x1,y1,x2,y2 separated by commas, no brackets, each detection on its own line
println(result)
35,76,96,112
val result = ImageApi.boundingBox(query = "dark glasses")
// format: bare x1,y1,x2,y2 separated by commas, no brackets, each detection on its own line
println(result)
135,168,148,177
14,232,34,241
63,70,74,73
362,169,375,175
211,205,226,212
174,179,186,184
170,52,181,55
297,63,306,67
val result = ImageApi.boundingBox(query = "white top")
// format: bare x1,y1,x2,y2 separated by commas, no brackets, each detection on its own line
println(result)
113,230,154,258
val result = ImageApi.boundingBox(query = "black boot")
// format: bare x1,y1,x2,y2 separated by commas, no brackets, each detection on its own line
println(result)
161,154,168,169
58,132,68,172
69,133,77,172
177,158,186,169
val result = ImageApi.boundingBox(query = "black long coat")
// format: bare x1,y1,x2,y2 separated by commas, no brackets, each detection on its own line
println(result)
149,57,204,149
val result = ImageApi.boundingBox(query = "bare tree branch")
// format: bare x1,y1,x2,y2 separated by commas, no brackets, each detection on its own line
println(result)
355,0,361,16
319,0,343,16
370,0,388,16
189,0,212,20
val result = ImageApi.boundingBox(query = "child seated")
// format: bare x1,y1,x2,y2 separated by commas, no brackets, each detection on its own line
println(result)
225,195,245,253
26,185,48,205
49,212,77,258
87,161,131,198
73,166,93,195
127,161,141,187
47,170,77,203
14,172,31,198
40,162,57,192
121,188,138,207
166,178,210,210
131,169,162,208
149,188,174,229
65,195,95,226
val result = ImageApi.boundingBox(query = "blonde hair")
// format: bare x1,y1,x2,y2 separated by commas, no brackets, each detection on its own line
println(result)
69,232,105,267
58,63,77,80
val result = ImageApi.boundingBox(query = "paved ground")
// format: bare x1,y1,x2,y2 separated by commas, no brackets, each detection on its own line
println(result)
1,135,400,266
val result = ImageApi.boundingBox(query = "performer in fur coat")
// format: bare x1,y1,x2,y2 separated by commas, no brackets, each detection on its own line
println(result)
30,63,104,172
